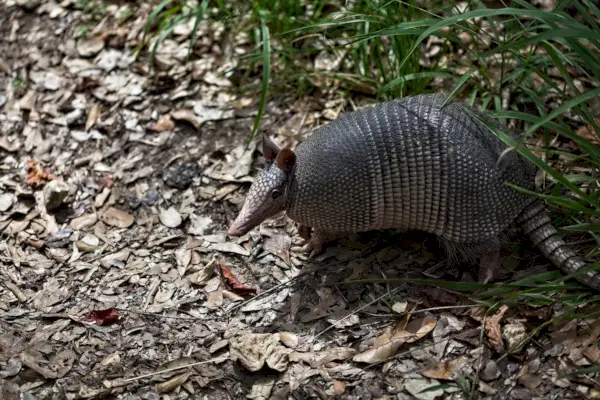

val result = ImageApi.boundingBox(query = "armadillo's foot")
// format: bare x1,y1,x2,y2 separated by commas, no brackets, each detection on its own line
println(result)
292,228,340,258
298,224,312,241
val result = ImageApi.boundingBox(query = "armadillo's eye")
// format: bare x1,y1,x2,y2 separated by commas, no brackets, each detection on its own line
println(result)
271,189,281,199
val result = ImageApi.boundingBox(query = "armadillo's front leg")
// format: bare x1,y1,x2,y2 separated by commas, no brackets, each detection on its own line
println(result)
292,227,342,258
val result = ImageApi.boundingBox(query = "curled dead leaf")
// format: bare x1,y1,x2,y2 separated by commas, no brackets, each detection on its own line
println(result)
353,316,437,364
171,109,201,130
20,348,75,379
484,305,509,353
421,356,469,380
155,371,191,393
101,207,134,228
219,262,256,296
85,104,101,131
229,333,290,372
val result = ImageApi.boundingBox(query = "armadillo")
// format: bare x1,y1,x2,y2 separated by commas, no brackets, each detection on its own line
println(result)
228,93,600,289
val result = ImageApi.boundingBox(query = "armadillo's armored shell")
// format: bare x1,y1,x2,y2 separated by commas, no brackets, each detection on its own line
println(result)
286,94,537,244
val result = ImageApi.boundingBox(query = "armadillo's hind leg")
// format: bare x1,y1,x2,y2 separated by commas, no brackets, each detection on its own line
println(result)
441,236,503,284
477,239,503,284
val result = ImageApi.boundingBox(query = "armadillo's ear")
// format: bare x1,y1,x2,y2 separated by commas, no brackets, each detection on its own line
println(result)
275,148,296,172
262,135,280,162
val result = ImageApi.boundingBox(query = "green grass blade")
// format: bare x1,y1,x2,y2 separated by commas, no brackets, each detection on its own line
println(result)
187,0,209,59
441,68,475,107
248,9,271,145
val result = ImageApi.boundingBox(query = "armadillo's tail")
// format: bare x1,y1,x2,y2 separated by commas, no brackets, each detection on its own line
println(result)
515,200,600,290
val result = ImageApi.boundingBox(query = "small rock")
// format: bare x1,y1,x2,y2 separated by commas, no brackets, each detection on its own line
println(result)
15,0,41,10
45,229,73,248
478,381,497,395
503,322,528,354
143,190,159,206
159,207,183,228
95,187,111,208
43,180,70,210
510,387,532,400
77,234,101,252
0,193,14,212
69,213,98,230
278,332,299,348
480,359,500,381
163,162,199,190
77,37,105,58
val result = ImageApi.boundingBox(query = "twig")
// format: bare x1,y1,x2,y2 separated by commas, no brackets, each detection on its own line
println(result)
122,358,221,383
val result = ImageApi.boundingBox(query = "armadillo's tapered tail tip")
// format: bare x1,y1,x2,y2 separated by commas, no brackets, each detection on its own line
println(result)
517,200,600,290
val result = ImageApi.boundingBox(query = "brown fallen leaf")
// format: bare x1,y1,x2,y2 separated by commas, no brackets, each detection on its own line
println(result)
263,234,292,265
582,319,600,363
219,262,257,296
484,305,509,353
156,371,191,393
101,207,135,228
353,316,437,364
149,115,175,132
85,104,101,131
421,356,469,380
576,117,600,145
171,109,201,130
229,333,290,372
26,159,56,187
20,348,75,379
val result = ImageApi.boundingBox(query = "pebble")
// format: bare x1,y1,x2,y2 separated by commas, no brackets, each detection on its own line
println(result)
43,180,70,210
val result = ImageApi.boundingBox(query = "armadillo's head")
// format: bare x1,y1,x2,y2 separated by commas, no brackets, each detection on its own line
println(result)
227,136,296,237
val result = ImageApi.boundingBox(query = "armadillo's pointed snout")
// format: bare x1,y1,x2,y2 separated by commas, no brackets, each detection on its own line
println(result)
227,221,246,237
227,205,254,237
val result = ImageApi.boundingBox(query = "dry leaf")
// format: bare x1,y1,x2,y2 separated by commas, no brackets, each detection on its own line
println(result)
81,308,121,326
101,207,134,228
26,159,56,187
156,371,191,393
85,104,101,131
229,333,290,372
150,115,175,132
171,109,201,130
485,305,509,353
20,348,75,379
219,262,256,296
421,356,469,380
263,234,291,265
353,316,437,364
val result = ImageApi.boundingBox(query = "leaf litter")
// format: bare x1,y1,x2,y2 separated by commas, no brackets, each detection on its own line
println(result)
0,1,599,399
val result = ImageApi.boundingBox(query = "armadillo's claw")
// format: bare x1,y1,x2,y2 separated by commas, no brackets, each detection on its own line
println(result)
291,229,337,257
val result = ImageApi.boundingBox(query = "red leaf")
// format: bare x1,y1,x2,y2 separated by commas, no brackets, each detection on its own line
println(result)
81,308,121,325
219,262,256,296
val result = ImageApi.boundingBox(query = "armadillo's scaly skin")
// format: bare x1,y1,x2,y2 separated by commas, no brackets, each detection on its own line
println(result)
286,94,537,244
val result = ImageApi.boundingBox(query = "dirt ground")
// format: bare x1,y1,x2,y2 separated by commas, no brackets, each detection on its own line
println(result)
1,2,599,400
